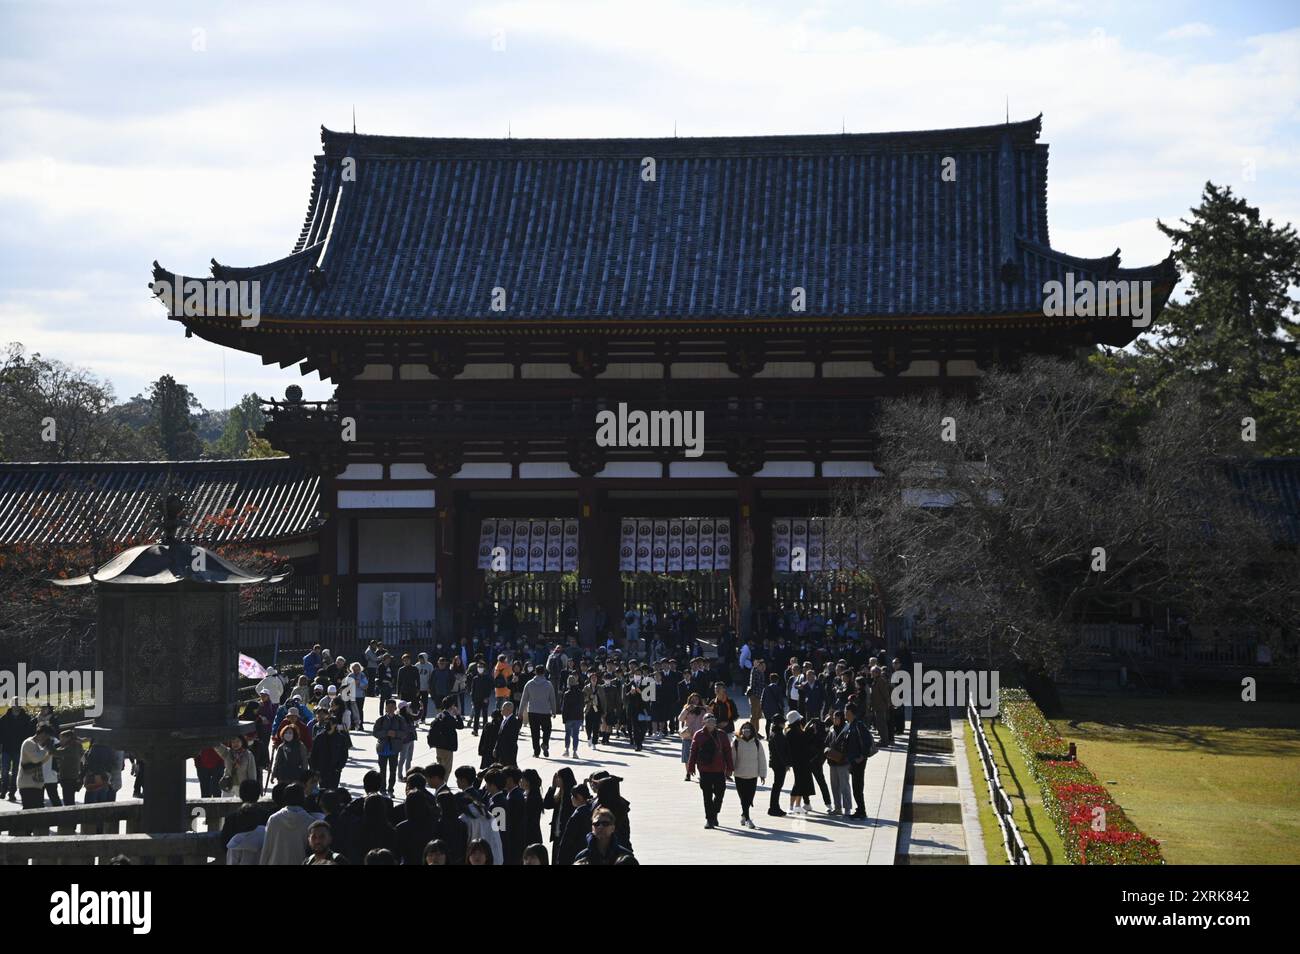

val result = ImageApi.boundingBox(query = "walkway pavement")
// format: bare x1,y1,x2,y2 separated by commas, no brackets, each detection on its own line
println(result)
3,696,912,864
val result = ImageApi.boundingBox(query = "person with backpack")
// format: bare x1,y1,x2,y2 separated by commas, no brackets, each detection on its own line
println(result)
686,713,734,829
732,721,767,828
426,696,464,776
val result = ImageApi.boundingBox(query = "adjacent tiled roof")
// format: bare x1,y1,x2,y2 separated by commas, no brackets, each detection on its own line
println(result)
154,115,1177,324
0,459,321,547
1227,458,1300,546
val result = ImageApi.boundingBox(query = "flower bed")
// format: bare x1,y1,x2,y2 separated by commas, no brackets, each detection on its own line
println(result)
1001,688,1164,865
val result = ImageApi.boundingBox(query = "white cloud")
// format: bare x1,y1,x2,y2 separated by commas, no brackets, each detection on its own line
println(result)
1161,22,1216,41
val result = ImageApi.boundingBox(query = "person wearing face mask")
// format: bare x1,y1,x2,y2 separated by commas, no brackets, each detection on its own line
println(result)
213,735,258,794
731,721,768,829
271,725,308,786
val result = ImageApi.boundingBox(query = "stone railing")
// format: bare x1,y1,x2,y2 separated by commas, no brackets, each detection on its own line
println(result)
0,797,250,865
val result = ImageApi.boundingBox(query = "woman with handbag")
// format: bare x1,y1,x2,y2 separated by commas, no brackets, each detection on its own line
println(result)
213,736,258,794
825,710,853,815
270,725,308,786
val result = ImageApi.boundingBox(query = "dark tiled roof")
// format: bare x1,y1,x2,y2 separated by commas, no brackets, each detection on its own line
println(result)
1227,458,1300,546
0,459,321,547
155,115,1176,324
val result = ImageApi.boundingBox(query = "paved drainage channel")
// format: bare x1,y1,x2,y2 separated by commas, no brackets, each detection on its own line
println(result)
896,705,970,865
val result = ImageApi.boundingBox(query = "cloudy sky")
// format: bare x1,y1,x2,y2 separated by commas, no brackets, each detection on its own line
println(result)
1,0,1297,409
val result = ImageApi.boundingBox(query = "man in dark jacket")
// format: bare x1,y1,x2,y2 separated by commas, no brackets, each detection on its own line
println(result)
574,806,638,865
845,702,874,819
396,653,421,707
493,701,521,767
469,662,493,734
0,706,35,800
760,672,786,739
426,696,463,776
310,717,349,790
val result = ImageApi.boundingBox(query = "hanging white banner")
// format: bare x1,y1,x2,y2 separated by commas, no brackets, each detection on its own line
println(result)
527,520,546,572
545,519,563,571
635,519,653,572
562,519,579,572
698,519,716,571
790,519,808,572
666,519,683,572
807,518,824,572
682,518,699,571
618,519,637,572
714,518,731,571
477,518,497,569
772,518,791,573
652,520,668,572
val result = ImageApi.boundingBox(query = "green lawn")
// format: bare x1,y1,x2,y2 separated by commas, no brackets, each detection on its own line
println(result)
1051,692,1300,865
963,715,1068,864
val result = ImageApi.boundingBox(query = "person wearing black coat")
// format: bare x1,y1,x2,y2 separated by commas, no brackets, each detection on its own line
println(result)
478,710,501,770
309,719,349,790
435,791,469,865
0,707,35,800
555,785,593,866
493,703,522,767
544,767,577,852
395,792,436,865
766,713,789,816
503,769,528,864
470,665,494,734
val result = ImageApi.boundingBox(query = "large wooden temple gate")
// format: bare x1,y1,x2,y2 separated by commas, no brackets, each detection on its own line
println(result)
155,116,1175,646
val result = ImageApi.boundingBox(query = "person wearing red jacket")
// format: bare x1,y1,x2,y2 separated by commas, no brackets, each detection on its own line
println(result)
686,713,734,829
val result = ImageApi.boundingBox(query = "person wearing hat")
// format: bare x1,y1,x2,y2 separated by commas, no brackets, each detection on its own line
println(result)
783,711,815,814
686,713,734,829
257,666,285,705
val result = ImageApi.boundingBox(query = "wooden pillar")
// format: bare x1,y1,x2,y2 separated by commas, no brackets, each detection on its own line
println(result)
577,479,601,647
751,490,772,633
735,477,756,641
435,478,458,641
318,475,339,623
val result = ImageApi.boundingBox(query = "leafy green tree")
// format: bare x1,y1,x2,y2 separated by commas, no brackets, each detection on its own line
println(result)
0,343,154,461
145,374,205,460
211,393,267,458
1104,182,1300,456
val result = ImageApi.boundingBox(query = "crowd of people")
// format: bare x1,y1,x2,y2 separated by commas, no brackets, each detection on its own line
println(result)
1,599,909,865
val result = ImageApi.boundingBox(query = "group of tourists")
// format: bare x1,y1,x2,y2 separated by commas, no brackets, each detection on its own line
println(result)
0,704,128,809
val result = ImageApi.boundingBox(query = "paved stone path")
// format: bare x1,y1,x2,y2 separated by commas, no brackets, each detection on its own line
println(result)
3,696,914,864
896,707,987,864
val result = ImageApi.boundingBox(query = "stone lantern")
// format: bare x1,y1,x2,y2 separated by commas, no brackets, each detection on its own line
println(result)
54,495,283,833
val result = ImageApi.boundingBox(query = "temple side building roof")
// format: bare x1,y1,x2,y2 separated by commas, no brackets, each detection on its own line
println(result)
0,458,322,547
153,115,1177,328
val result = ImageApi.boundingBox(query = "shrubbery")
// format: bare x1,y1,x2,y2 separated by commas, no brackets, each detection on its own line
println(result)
1001,688,1164,865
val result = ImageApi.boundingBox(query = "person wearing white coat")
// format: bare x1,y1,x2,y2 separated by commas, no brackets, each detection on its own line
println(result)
731,722,768,828
259,784,323,865
257,668,286,705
